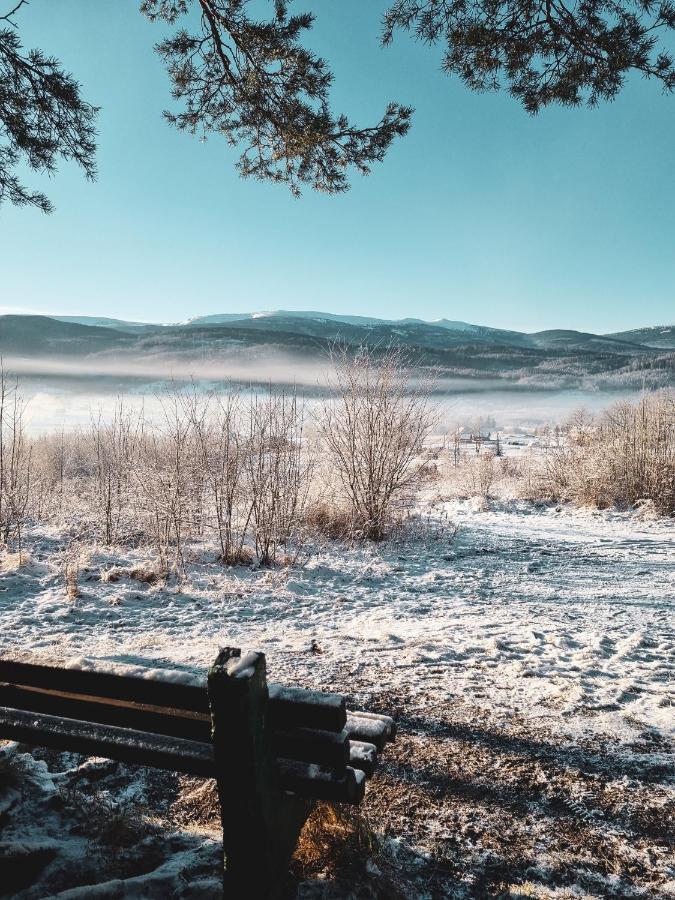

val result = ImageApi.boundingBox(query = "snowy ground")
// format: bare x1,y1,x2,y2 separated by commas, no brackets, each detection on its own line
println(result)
1,499,673,897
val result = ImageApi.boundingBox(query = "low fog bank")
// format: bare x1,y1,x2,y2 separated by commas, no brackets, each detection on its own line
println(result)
14,368,650,436
2,350,333,387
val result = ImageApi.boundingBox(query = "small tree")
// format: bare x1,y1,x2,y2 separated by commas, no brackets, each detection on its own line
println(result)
88,401,144,546
189,389,251,564
0,363,32,558
320,345,437,540
245,389,311,566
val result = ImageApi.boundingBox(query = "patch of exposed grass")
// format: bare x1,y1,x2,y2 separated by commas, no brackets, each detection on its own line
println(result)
101,564,164,585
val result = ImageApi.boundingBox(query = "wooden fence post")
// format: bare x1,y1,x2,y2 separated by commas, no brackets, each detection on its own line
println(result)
208,647,314,899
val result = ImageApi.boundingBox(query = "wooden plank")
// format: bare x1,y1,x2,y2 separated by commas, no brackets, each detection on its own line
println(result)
0,683,211,743
0,706,217,777
271,727,349,771
0,707,362,802
0,659,210,713
0,686,357,771
345,714,389,750
277,760,365,805
349,710,396,741
0,660,349,731
267,684,346,731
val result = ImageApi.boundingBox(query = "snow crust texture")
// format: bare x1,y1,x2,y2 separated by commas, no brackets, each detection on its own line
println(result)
0,500,673,897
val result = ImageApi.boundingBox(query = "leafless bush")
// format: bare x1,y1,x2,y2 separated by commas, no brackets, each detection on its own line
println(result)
460,451,497,500
541,392,675,513
245,389,313,565
188,390,250,564
320,346,437,540
88,402,145,545
0,363,32,559
132,389,197,576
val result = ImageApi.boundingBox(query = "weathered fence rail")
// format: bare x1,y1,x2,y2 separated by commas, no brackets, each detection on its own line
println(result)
0,650,395,898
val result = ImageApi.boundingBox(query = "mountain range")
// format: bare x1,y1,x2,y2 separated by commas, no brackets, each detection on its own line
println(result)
1,311,673,390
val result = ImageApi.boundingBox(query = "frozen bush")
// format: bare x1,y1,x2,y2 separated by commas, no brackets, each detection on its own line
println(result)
541,392,675,514
320,345,437,540
245,389,313,566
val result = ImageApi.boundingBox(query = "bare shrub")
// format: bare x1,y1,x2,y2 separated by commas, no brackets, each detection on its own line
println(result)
188,390,250,564
460,451,497,500
0,364,32,558
541,392,675,513
320,346,437,540
87,402,145,546
132,387,202,576
245,389,313,566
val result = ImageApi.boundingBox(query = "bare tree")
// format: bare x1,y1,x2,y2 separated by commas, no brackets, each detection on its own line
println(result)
188,389,251,564
88,401,145,545
0,363,32,558
320,345,437,540
245,389,312,566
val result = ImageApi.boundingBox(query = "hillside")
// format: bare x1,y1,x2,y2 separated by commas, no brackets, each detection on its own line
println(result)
607,324,675,349
1,312,673,389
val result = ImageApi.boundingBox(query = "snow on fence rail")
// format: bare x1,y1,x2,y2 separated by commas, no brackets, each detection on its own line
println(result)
0,649,395,898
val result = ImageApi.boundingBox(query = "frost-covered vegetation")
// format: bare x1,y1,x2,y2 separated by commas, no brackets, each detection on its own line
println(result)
1,359,673,897
0,349,439,574
1,354,673,585
442,391,675,516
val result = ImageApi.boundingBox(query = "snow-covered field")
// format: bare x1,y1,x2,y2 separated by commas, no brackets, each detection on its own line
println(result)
1,497,673,897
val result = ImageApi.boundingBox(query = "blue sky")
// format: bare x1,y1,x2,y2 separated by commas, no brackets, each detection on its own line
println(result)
0,1,673,333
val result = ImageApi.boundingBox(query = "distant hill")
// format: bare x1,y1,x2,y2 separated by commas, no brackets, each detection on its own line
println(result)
529,330,650,352
606,325,675,350
51,316,158,333
0,315,135,355
1,312,672,390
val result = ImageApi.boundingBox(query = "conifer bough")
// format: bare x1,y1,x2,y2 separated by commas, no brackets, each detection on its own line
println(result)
2,0,674,211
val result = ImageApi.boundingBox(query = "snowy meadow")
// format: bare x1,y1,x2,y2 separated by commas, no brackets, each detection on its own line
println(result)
0,354,673,898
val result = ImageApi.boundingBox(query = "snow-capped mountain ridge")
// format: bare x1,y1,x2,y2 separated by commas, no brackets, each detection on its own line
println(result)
184,310,480,331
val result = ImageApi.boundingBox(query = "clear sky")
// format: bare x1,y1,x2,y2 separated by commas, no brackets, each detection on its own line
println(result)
1,1,673,333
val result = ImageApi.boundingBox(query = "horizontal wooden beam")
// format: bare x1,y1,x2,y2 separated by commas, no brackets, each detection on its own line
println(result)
0,683,211,743
271,727,349,771
0,705,216,777
0,706,368,804
348,710,396,742
267,684,346,732
0,660,350,733
0,659,209,713
277,759,365,805
345,714,389,750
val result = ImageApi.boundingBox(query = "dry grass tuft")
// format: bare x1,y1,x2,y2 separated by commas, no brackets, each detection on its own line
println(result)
101,565,164,585
218,546,254,566
170,776,222,831
0,551,31,572
64,564,81,600
293,802,378,876
303,502,355,540
58,786,154,851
